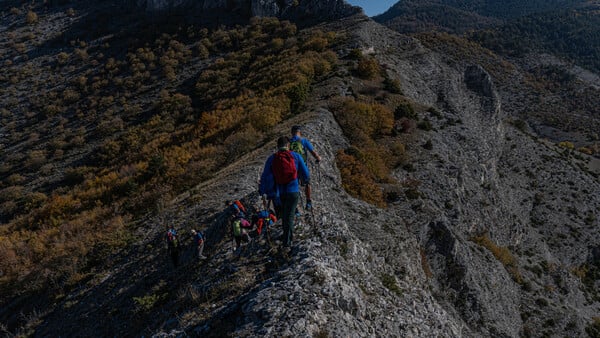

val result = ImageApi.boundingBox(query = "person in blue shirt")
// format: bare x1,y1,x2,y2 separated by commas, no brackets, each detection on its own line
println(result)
289,125,321,211
191,229,207,260
260,136,310,250
224,200,245,219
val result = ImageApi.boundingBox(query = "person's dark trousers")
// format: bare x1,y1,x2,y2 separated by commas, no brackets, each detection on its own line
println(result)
280,192,299,247
169,247,179,267
274,204,283,220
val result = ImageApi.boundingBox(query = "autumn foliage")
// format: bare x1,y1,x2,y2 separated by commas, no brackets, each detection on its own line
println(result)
0,18,338,298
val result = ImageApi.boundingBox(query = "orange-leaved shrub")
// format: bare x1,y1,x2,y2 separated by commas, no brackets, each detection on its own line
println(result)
336,149,386,207
470,234,523,284
332,97,409,207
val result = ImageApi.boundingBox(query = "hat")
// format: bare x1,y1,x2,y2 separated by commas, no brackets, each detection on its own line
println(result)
191,229,197,234
291,125,302,134
277,136,290,149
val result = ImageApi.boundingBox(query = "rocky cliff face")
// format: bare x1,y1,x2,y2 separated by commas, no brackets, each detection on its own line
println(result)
133,0,361,25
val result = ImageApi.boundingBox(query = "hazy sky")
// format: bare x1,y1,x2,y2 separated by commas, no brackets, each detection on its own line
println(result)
346,0,397,16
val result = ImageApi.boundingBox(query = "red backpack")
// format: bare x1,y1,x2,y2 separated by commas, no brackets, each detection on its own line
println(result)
272,150,297,185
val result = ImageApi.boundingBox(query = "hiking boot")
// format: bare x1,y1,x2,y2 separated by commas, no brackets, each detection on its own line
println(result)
295,209,301,217
200,255,207,260
305,201,312,210
282,246,292,255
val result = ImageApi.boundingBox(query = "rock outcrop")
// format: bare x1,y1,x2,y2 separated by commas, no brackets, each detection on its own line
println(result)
133,0,361,25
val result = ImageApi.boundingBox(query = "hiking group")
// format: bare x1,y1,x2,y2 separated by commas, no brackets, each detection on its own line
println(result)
164,125,321,265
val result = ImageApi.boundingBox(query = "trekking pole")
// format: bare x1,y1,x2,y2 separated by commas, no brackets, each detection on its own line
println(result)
262,194,269,211
316,160,322,185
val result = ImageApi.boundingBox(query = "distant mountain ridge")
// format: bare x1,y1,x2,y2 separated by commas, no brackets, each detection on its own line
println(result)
375,0,600,72
374,0,586,33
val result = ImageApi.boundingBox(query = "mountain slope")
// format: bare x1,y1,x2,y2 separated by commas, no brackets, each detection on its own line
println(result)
374,0,585,30
470,8,600,72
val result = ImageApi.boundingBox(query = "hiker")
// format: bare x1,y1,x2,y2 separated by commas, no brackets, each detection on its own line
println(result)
259,136,310,251
289,125,321,211
251,209,277,239
191,229,207,260
165,225,179,267
231,215,252,250
225,199,246,219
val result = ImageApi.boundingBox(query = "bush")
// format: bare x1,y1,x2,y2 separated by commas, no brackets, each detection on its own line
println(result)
577,146,593,155
303,37,328,52
133,294,160,312
56,52,69,65
394,103,417,120
348,48,362,60
356,57,380,79
25,150,47,169
287,81,309,114
418,119,433,131
405,188,421,200
26,11,38,24
380,273,402,296
471,234,523,284
397,118,417,134
384,77,403,94
336,149,386,207
558,141,575,150
333,98,394,142
62,89,80,103
223,124,262,162
159,90,193,122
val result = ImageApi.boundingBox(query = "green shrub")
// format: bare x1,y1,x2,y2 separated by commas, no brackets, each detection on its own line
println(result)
303,36,329,52
287,81,309,114
405,188,421,200
356,57,380,79
384,77,403,94
348,48,362,60
558,141,575,150
133,294,160,312
394,103,417,120
418,119,433,131
380,273,402,296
